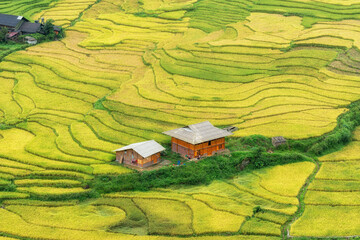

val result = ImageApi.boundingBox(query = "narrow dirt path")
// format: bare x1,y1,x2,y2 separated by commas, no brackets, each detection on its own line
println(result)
281,157,321,239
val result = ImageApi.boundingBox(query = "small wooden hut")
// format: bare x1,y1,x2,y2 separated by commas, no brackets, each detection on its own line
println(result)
272,136,287,147
114,140,165,168
24,36,37,45
163,121,232,159
53,26,62,35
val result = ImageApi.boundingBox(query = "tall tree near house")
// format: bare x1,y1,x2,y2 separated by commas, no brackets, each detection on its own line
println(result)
43,19,54,35
42,19,57,40
0,27,8,43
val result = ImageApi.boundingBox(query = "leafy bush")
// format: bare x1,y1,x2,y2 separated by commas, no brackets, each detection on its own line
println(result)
250,151,311,169
289,100,360,156
227,135,272,152
43,19,55,36
0,27,8,43
0,183,16,192
252,206,264,216
89,148,309,194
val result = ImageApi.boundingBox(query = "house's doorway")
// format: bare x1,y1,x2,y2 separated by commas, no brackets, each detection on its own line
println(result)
195,150,200,158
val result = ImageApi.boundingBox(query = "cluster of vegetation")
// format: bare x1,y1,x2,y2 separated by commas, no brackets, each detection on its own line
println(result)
0,27,8,43
0,19,64,45
90,146,312,194
23,20,65,42
227,100,360,157
290,100,360,155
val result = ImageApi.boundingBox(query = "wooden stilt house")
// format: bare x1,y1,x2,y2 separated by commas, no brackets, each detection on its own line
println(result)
163,121,233,159
114,140,165,168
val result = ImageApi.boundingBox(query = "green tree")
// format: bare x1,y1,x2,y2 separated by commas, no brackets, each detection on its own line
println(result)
43,19,54,35
0,27,8,43
252,206,264,216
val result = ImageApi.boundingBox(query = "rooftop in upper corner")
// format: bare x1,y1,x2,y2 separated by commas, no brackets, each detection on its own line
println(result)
0,13,29,28
163,121,233,145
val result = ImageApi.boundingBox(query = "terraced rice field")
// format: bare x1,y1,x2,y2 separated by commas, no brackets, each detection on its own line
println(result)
0,161,314,239
1,0,360,238
0,0,55,19
291,127,360,237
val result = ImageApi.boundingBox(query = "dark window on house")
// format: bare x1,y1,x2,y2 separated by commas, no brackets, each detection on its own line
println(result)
208,141,211,146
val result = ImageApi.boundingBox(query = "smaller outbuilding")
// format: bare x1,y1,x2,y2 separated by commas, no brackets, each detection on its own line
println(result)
272,136,287,147
223,126,239,133
114,140,165,168
53,25,62,35
24,36,37,45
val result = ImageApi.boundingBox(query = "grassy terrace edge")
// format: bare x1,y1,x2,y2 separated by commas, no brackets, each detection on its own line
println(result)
87,99,360,197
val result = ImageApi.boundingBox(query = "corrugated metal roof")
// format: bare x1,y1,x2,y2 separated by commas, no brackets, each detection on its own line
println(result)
163,121,233,144
0,14,28,28
114,140,165,158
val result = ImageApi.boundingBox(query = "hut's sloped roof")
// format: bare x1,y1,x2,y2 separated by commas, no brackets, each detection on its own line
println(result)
53,26,62,31
272,136,286,143
0,14,28,27
163,121,233,145
114,140,165,158
19,22,41,33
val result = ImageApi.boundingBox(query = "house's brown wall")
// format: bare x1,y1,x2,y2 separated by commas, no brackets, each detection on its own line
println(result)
116,150,160,168
171,138,194,157
116,149,143,165
171,137,225,158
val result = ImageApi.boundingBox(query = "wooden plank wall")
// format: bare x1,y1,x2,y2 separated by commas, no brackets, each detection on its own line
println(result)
116,150,160,168
171,137,225,158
